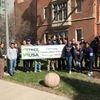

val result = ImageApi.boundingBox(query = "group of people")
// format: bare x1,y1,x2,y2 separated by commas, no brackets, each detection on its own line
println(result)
22,38,42,73
0,36,100,78
0,38,42,78
62,36,100,76
45,36,100,76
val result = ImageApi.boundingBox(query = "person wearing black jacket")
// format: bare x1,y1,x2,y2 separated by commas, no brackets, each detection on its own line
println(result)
90,36,98,68
71,39,76,69
15,43,21,71
58,39,66,71
84,42,94,76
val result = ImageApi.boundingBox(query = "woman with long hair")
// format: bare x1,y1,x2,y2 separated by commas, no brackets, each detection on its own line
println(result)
62,40,74,74
84,42,94,76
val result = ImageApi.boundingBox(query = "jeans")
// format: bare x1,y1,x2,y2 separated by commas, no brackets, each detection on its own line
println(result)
65,56,72,72
34,60,41,71
9,59,16,75
76,61,82,72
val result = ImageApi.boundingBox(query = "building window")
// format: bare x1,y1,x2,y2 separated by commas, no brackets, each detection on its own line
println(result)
54,4,58,21
76,0,82,12
0,0,5,8
63,2,67,19
76,29,82,41
53,2,67,21
44,7,49,19
58,4,62,20
54,30,68,42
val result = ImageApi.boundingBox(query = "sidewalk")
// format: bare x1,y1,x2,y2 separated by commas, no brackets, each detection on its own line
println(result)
0,80,72,100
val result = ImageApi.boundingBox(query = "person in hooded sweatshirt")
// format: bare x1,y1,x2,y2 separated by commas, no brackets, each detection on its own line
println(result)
7,43,17,76
62,40,75,74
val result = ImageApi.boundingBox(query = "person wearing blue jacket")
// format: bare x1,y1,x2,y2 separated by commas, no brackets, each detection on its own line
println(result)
84,42,94,76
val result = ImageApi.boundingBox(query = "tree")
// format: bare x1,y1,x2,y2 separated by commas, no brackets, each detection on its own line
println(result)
0,14,6,44
15,8,31,45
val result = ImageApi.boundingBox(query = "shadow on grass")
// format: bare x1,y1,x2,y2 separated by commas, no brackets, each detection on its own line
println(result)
39,80,47,87
60,76,100,100
17,66,25,72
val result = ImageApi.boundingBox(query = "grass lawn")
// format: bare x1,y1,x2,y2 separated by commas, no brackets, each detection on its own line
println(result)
3,59,100,100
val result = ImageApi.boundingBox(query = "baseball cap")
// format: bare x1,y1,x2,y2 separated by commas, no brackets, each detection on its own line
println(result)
26,38,31,41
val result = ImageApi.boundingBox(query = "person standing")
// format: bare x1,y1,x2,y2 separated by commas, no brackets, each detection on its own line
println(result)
25,38,33,72
63,39,68,45
58,39,66,71
51,38,58,70
7,43,17,76
22,40,27,71
71,38,76,69
62,40,75,74
34,38,42,72
80,37,86,46
90,36,98,68
15,43,21,71
46,38,55,71
97,36,100,67
84,42,94,76
0,43,6,78
74,43,83,73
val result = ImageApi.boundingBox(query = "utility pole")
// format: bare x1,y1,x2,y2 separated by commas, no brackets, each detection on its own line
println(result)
5,0,9,73
5,0,9,51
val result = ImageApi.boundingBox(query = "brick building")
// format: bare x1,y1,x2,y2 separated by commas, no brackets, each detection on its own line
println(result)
15,0,100,44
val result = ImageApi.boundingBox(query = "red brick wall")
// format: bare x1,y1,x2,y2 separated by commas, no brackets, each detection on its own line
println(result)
15,0,100,44
69,0,97,42
15,0,37,43
69,19,95,42
37,0,54,44
97,0,100,35
71,0,94,19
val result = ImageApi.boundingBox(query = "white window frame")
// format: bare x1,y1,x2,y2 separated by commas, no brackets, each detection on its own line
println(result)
75,28,83,42
43,6,48,19
52,2,68,21
54,30,69,41
75,0,82,13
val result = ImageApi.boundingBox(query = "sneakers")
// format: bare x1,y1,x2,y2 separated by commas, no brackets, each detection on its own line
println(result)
26,71,29,73
88,72,93,76
38,70,42,72
68,71,71,74
34,71,37,73
34,70,42,73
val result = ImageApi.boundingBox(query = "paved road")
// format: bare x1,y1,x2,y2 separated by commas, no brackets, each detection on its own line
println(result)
0,80,72,100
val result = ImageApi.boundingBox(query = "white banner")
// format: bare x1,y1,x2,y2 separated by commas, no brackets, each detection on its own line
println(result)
21,45,65,59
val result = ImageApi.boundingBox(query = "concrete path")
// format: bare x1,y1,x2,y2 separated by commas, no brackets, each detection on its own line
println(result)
0,80,72,100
